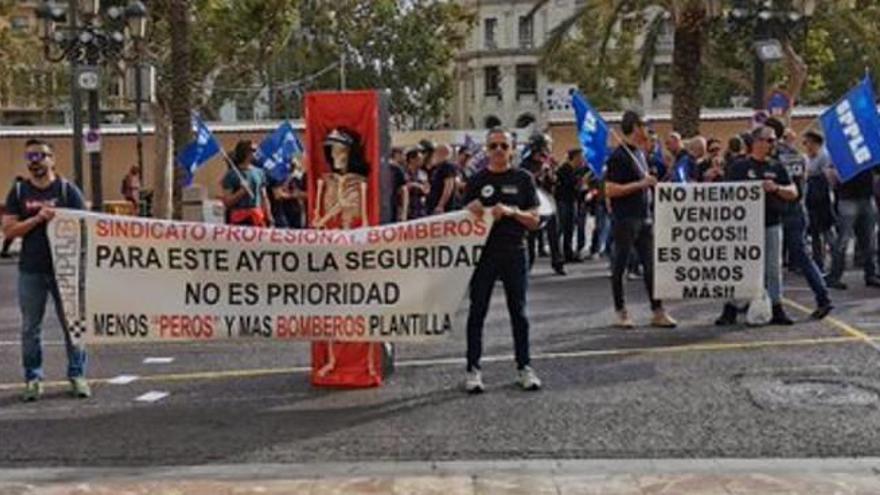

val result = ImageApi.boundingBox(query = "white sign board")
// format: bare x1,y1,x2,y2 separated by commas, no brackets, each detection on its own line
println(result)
48,210,492,344
654,182,765,300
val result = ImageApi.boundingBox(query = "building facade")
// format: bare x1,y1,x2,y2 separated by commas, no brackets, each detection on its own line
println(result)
451,0,674,130
0,0,134,126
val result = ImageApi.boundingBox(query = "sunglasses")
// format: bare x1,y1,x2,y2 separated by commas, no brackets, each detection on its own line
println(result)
488,142,510,151
25,151,52,163
708,148,721,154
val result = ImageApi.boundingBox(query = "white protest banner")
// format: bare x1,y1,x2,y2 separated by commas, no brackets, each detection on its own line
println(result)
653,182,765,300
48,210,492,344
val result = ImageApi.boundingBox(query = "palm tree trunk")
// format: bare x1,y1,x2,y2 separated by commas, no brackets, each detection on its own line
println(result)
169,0,192,219
671,6,706,137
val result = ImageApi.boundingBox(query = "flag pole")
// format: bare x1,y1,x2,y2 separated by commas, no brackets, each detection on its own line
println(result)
219,147,256,199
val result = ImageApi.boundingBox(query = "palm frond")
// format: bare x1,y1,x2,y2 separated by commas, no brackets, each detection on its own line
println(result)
638,11,666,82
525,0,553,20
540,4,590,56
598,0,639,66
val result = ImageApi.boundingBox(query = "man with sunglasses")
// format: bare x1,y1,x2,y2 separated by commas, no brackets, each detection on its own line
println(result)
2,139,89,401
717,126,798,326
462,127,542,393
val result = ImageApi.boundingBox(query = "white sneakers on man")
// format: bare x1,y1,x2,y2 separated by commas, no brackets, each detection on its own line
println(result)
517,366,542,391
465,366,543,393
465,370,484,394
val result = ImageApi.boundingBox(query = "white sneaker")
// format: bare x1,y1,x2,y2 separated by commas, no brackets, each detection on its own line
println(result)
517,366,542,391
465,370,484,394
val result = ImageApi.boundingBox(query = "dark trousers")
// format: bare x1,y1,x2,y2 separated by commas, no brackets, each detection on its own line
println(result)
611,218,660,312
558,200,576,260
1,237,12,256
528,216,561,267
466,248,530,371
576,200,588,253
784,210,831,307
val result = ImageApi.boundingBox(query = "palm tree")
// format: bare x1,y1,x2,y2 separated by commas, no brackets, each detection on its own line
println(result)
169,0,192,219
535,0,720,136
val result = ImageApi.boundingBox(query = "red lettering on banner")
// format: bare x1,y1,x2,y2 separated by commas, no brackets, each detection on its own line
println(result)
157,314,215,339
276,315,365,339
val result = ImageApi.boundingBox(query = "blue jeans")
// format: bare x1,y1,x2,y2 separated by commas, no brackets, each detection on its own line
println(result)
467,248,530,371
19,271,87,381
784,210,831,307
765,225,783,304
590,201,611,255
828,198,878,283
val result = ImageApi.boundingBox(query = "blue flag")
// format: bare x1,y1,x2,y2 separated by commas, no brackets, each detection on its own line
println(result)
254,121,303,183
572,91,609,177
820,77,880,183
177,115,220,186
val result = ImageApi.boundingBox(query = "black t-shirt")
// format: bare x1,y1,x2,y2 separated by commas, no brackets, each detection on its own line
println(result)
554,163,578,204
426,161,458,213
605,144,650,221
837,168,875,200
4,178,86,274
726,156,791,227
464,167,539,252
390,163,407,221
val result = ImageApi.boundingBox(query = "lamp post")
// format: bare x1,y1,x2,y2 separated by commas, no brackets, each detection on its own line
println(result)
725,0,816,111
35,0,147,212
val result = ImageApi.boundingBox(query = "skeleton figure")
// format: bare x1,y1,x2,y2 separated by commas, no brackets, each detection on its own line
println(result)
313,128,369,230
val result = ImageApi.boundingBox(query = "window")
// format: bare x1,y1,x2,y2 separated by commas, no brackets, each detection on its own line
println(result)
11,16,30,31
516,65,537,98
653,64,672,99
518,16,533,49
484,66,501,97
484,18,497,49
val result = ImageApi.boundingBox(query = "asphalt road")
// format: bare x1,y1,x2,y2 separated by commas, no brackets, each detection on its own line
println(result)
2,254,880,468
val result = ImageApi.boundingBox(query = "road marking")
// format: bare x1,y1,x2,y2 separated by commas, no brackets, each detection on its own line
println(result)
135,391,169,403
108,375,140,385
783,297,880,354
0,340,62,347
0,336,864,392
143,357,175,364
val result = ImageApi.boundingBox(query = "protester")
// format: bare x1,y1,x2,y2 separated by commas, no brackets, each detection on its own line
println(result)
824,163,880,289
766,119,832,319
1,139,90,401
425,144,458,214
463,127,542,393
221,140,273,227
605,111,676,329
268,159,307,229
389,147,409,222
121,165,141,212
724,135,746,167
717,125,798,325
671,136,699,183
665,132,688,182
556,149,583,262
803,131,835,272
454,145,474,207
522,132,565,275
404,147,429,220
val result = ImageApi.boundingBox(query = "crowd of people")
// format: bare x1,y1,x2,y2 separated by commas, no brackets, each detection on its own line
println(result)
5,111,880,397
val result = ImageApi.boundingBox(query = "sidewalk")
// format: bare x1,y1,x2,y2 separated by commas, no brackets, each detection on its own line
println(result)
3,459,880,494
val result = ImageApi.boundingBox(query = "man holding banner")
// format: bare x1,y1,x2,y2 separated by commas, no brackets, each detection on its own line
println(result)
605,110,676,329
463,127,542,394
718,126,798,326
2,139,90,401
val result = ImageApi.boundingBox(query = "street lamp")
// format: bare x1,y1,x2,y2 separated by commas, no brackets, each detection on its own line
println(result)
725,0,815,111
35,0,148,212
